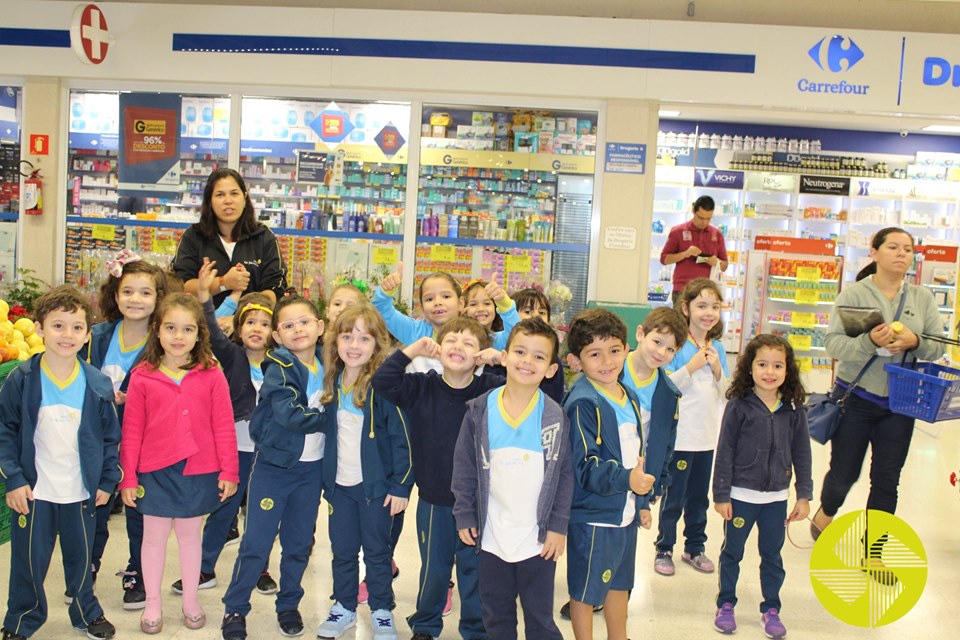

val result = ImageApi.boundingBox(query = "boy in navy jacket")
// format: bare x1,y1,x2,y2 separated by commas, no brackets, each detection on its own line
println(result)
372,316,504,640
563,309,659,640
0,285,120,640
452,318,573,640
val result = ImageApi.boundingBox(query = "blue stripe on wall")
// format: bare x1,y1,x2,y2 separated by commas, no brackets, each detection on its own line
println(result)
172,34,755,74
0,28,70,48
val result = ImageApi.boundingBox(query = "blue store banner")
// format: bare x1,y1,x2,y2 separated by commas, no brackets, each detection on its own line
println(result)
118,92,181,198
694,168,744,189
605,142,646,174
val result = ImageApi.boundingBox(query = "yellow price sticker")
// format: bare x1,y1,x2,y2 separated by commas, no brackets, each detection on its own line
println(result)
790,312,816,329
797,356,813,373
506,255,532,273
151,239,177,254
788,334,813,351
796,266,822,282
373,247,398,265
430,245,457,262
91,224,116,241
795,289,820,305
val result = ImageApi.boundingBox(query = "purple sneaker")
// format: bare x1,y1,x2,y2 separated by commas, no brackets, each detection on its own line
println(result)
714,603,736,634
761,608,786,639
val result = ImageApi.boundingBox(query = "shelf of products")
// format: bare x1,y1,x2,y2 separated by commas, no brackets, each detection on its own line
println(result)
742,249,843,394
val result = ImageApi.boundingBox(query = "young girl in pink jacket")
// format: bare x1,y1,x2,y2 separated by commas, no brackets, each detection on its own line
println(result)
119,293,239,634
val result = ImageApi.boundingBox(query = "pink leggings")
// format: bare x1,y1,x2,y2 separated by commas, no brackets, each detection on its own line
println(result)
142,515,203,620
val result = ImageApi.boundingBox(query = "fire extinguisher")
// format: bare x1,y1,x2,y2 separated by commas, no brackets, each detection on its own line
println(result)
23,167,43,215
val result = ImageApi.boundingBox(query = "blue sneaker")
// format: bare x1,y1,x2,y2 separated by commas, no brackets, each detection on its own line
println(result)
761,608,786,639
714,603,736,634
316,602,356,639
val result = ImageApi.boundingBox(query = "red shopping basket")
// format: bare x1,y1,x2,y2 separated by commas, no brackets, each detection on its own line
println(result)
884,361,960,422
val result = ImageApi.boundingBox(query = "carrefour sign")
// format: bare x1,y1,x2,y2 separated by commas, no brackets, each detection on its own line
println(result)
797,35,870,96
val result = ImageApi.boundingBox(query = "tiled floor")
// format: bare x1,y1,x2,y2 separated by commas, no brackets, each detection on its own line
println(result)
1,419,957,639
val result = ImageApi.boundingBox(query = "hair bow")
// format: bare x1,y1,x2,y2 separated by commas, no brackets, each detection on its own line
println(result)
105,249,142,278
350,278,369,294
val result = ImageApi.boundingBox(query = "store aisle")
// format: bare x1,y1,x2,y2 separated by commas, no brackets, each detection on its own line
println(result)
0,420,956,639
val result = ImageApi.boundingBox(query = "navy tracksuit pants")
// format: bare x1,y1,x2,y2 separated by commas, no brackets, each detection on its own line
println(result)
717,499,787,614
4,500,105,637
328,483,395,612
407,500,484,639
655,449,714,556
478,551,561,640
201,451,266,575
222,456,322,616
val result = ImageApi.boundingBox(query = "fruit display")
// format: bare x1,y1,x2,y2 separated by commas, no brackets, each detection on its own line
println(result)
0,299,43,362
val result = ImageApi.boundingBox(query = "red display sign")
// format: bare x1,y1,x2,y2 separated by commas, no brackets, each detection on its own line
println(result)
918,245,959,263
123,106,178,165
322,114,345,137
754,236,837,256
70,4,110,65
29,134,49,156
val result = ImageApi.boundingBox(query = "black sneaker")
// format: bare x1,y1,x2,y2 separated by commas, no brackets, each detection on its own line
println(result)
1,627,27,640
225,524,241,546
110,498,124,515
559,601,604,620
411,634,435,640
81,615,116,640
221,612,247,640
64,589,73,606
256,571,279,595
171,571,217,594
277,609,304,637
121,572,146,610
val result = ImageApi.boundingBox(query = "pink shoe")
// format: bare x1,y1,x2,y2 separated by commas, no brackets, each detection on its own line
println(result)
442,581,454,617
182,609,206,630
357,579,369,605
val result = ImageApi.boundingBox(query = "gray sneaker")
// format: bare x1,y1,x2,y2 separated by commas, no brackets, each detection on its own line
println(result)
316,602,356,639
370,609,398,640
654,551,675,576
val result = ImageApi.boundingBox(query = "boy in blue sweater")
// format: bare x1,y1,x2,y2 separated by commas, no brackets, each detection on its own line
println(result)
0,285,119,640
452,318,573,640
372,315,503,640
563,309,662,640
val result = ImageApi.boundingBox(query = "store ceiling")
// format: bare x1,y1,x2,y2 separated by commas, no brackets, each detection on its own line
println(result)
95,0,960,33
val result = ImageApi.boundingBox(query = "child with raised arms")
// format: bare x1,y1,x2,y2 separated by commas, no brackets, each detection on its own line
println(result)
119,293,239,634
712,334,811,639
372,315,505,640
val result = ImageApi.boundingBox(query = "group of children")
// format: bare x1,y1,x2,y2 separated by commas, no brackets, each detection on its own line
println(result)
0,248,813,640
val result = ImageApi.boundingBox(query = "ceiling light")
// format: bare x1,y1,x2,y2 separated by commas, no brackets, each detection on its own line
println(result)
922,125,960,133
659,110,681,118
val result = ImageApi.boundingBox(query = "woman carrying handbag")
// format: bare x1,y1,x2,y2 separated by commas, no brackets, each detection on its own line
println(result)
811,227,944,542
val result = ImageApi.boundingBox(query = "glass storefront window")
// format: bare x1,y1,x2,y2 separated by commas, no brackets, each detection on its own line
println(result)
0,85,21,288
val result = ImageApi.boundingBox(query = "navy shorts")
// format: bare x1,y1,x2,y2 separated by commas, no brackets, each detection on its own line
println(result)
567,522,637,606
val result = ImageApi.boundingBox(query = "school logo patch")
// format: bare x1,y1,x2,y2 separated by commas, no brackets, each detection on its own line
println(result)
676,460,688,471
260,498,274,511
328,503,334,516
602,569,613,583
17,514,26,528
733,517,746,529
136,485,145,499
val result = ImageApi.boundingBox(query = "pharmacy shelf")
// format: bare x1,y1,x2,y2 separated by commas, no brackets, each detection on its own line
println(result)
0,213,18,222
415,234,588,253
768,320,830,329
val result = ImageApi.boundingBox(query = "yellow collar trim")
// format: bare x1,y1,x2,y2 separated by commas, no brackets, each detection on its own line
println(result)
159,364,187,381
628,353,657,389
591,380,627,407
118,321,148,353
41,358,80,391
497,387,540,429
305,357,320,376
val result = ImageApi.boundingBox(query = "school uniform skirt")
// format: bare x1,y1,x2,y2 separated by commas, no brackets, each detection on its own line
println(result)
136,459,221,518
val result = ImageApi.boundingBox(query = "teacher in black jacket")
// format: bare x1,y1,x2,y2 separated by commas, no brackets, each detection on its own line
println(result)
173,167,287,305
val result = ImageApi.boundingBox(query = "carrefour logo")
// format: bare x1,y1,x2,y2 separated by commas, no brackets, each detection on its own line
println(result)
798,35,869,96
808,35,865,72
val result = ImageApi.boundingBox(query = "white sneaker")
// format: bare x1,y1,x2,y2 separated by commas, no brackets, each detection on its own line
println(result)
316,602,357,639
370,609,398,640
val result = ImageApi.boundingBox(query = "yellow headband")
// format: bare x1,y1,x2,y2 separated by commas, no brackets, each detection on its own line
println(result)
241,303,274,316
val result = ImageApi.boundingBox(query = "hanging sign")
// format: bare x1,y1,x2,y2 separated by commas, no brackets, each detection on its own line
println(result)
118,93,181,199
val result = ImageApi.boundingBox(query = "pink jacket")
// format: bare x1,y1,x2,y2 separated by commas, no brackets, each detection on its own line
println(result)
120,362,239,489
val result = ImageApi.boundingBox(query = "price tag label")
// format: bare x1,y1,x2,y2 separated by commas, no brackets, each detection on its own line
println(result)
373,247,398,265
790,312,816,329
788,334,813,351
797,356,813,373
91,224,116,241
430,245,457,262
796,266,822,282
151,239,177,254
795,289,820,305
506,255,532,273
